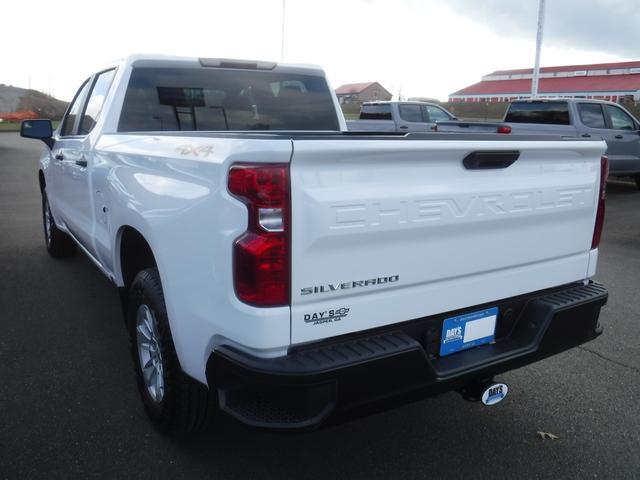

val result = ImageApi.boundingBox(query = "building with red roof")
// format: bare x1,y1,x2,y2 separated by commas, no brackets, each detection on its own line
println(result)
449,60,640,103
335,81,392,105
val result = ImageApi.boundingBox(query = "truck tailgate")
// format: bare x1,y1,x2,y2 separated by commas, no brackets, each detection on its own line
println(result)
289,138,606,344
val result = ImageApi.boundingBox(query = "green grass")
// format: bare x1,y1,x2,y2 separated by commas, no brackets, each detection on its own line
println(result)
0,121,21,131
0,120,60,132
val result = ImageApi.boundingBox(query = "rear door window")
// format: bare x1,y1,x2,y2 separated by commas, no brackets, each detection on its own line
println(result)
578,103,606,128
118,67,339,131
360,104,392,120
504,102,570,125
605,105,636,130
398,104,424,122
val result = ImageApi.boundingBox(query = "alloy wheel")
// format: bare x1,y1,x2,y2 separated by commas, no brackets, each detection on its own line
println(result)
136,304,165,403
43,198,52,246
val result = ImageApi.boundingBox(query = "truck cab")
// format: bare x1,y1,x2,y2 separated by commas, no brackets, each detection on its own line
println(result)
347,101,456,132
505,99,640,184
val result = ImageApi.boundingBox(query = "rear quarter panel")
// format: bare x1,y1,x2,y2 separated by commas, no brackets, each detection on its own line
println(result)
347,120,398,132
507,123,579,136
94,134,293,383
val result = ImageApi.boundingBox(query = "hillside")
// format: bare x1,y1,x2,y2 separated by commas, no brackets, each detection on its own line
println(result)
0,84,68,120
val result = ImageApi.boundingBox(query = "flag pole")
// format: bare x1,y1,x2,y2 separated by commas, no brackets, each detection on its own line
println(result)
281,0,286,61
531,0,546,98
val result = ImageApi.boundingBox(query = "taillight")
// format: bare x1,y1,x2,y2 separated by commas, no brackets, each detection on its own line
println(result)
228,163,290,307
591,155,609,249
497,125,511,134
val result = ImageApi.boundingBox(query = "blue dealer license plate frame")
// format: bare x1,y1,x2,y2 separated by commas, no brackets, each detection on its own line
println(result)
439,307,499,357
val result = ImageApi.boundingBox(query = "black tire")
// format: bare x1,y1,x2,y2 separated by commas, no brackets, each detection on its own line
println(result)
42,190,76,258
635,175,640,190
128,268,216,435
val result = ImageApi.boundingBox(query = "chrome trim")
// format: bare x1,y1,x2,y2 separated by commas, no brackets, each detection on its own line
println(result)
65,228,114,281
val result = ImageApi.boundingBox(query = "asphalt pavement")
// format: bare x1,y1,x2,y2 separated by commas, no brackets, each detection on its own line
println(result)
1,131,639,479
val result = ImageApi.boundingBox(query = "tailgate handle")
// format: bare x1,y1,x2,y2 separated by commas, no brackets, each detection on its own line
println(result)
463,151,519,170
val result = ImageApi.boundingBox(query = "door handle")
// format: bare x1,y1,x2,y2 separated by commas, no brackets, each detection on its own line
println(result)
463,151,520,170
399,125,409,130
75,158,88,168
615,134,623,139
55,153,64,161
581,133,591,138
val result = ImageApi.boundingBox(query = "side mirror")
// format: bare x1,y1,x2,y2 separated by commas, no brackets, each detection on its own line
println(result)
21,119,54,148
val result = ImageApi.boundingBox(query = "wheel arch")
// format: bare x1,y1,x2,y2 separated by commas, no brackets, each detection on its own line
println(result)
38,169,45,192
116,225,158,291
115,225,162,320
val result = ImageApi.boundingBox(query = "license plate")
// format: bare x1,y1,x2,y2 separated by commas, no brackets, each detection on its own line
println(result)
439,307,498,357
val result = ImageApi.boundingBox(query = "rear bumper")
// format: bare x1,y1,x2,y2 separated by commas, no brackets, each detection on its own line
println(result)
207,281,608,430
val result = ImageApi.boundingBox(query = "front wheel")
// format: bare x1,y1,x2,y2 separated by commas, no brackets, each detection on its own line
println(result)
42,190,76,258
128,268,216,435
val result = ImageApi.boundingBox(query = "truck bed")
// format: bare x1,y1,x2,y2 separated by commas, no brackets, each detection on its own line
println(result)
98,130,605,360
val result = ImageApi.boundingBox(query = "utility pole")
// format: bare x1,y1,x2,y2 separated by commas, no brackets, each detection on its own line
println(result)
531,0,546,98
280,0,286,61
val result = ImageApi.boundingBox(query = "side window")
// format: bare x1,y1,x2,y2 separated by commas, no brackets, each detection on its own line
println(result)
504,102,570,125
398,104,424,122
605,105,636,130
60,79,91,136
578,103,606,128
425,105,451,122
79,69,116,135
360,104,392,120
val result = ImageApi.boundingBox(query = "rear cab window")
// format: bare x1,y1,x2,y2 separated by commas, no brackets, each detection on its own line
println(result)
360,104,392,120
504,101,570,125
118,67,339,132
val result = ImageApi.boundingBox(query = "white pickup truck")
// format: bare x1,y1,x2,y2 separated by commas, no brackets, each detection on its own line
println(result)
21,54,609,435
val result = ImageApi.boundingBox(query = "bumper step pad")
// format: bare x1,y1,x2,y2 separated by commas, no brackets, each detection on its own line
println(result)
209,282,608,430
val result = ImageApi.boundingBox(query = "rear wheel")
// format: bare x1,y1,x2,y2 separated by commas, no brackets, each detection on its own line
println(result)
42,190,76,258
128,268,216,435
634,175,640,190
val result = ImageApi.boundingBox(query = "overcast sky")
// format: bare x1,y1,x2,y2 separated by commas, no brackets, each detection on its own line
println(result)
2,0,636,101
